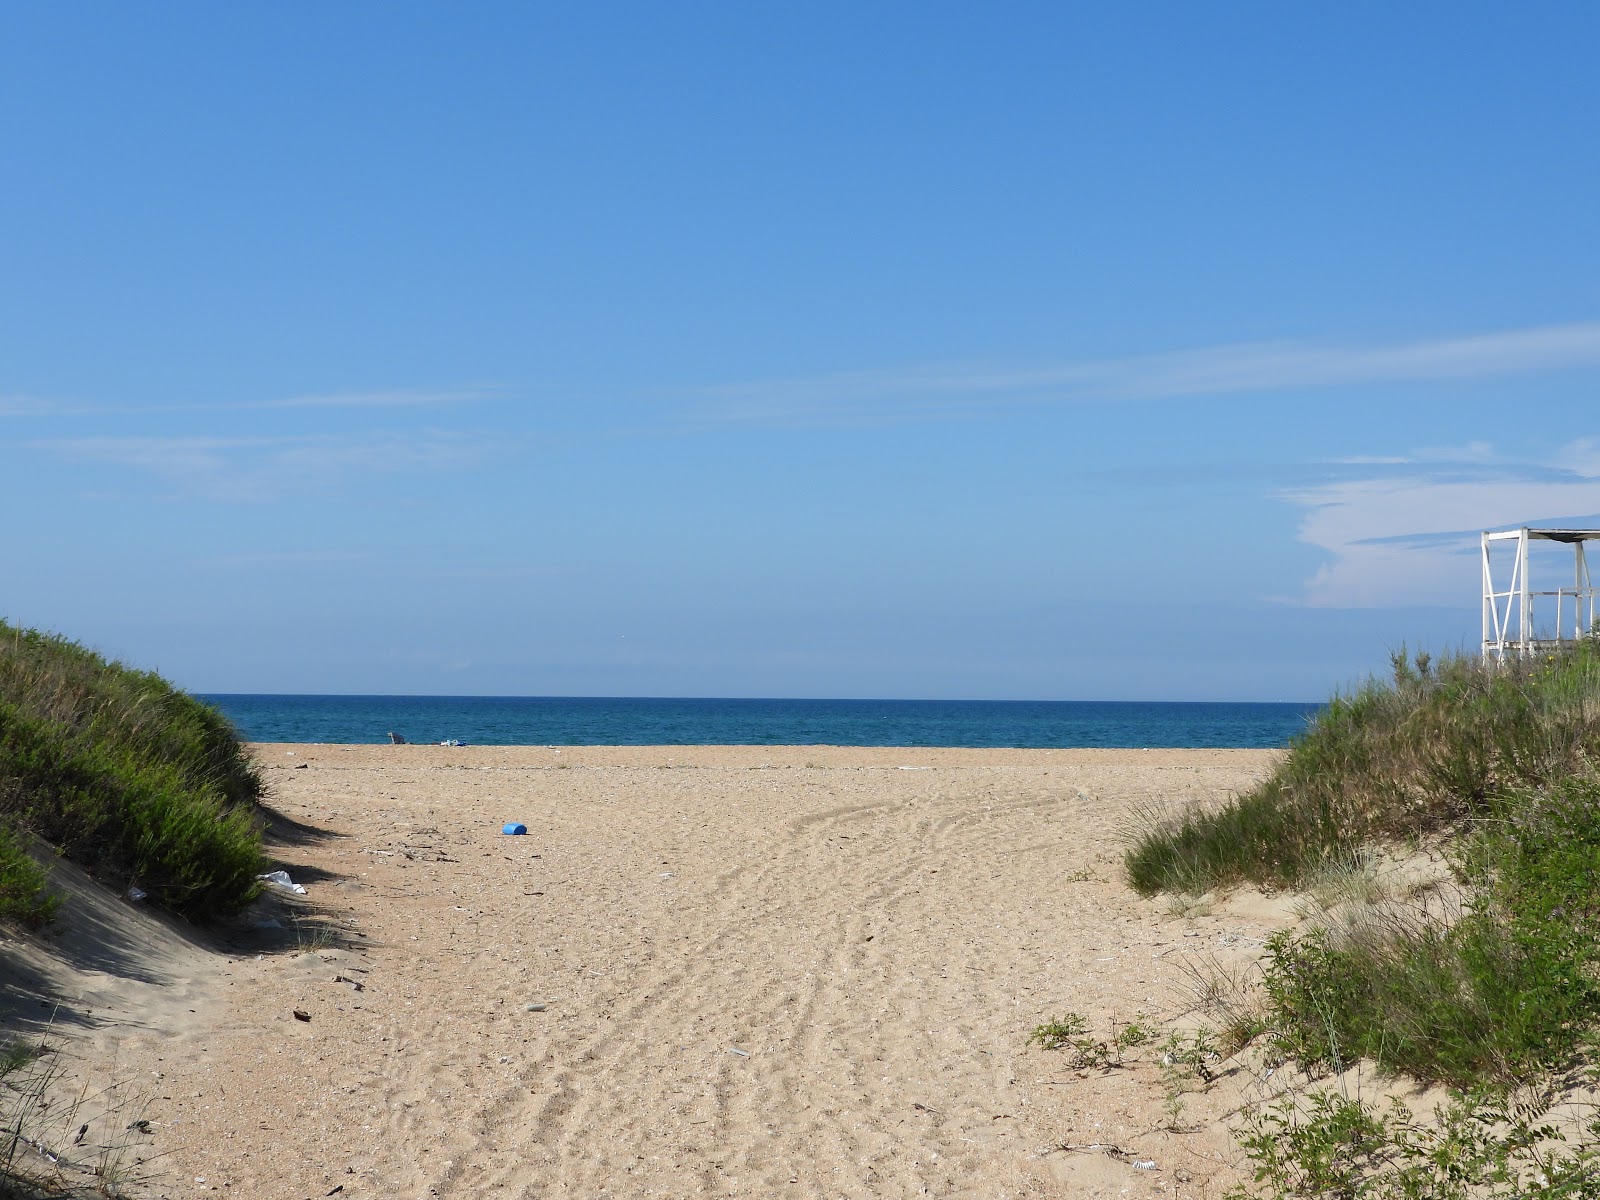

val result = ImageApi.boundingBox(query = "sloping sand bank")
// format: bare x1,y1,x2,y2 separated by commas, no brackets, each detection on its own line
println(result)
5,745,1290,1198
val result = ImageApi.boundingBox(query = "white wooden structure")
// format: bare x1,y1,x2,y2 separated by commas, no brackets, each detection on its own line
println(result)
1482,527,1600,662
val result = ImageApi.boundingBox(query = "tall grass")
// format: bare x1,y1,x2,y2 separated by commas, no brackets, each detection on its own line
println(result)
1118,642,1600,1196
1126,645,1600,895
1126,639,1600,1091
0,620,265,921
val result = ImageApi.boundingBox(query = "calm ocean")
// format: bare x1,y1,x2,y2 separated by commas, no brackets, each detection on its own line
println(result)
203,695,1320,750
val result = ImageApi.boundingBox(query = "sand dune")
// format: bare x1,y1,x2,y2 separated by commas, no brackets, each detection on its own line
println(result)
3,745,1290,1198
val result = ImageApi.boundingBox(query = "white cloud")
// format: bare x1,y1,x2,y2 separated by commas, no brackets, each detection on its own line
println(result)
0,385,499,419
1281,446,1600,608
242,386,500,411
46,435,253,475
0,395,66,416
685,320,1600,427
1553,438,1600,476
34,431,487,502
1408,440,1498,463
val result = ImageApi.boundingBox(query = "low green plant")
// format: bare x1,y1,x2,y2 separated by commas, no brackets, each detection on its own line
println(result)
1029,1011,1170,1076
1116,1019,1152,1049
0,825,56,928
1228,1083,1600,1199
1152,1029,1212,1132
1027,1012,1089,1051
1160,1082,1190,1132
1027,1013,1129,1069
1159,1028,1219,1083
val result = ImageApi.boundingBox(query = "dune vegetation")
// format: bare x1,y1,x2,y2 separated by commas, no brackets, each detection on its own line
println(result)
1127,642,1600,1197
0,620,266,925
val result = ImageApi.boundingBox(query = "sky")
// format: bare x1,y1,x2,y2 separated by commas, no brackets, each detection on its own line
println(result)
2,2,1599,702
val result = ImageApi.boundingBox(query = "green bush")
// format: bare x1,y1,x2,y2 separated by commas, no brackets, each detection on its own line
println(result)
1230,1084,1600,1199
1127,644,1600,896
1247,775,1600,1088
1115,641,1600,1193
0,620,265,921
0,824,55,928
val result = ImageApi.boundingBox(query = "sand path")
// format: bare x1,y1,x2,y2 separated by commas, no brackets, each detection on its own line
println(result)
5,745,1288,1199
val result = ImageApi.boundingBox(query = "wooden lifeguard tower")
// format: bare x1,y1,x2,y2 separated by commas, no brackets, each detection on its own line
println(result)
1482,526,1600,662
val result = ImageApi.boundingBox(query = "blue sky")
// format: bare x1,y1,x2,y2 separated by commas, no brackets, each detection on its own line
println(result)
3,3,1599,701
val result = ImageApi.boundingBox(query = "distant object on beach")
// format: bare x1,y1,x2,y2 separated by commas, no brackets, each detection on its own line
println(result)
388,731,406,744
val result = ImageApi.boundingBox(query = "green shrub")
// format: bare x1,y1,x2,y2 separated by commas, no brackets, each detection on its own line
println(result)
1127,644,1600,897
0,824,55,927
1229,1084,1600,1199
0,620,265,920
1254,775,1600,1087
1118,640,1600,1190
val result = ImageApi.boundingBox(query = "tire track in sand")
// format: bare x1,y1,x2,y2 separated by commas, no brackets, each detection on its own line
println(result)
420,770,1105,1199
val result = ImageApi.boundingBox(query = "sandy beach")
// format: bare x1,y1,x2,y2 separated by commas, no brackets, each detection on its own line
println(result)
3,744,1295,1199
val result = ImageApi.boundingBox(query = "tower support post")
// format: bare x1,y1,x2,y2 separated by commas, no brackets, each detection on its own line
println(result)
1481,527,1600,662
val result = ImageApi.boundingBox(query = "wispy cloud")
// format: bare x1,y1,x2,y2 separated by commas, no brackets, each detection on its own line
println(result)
240,386,500,411
199,549,374,567
684,320,1600,428
1278,442,1600,608
0,385,500,419
34,430,489,502
0,395,67,417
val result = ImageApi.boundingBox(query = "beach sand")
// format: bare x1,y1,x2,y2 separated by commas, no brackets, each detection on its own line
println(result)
3,744,1295,1198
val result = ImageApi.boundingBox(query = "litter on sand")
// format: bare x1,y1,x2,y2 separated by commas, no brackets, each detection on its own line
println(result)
258,870,307,894
502,822,528,836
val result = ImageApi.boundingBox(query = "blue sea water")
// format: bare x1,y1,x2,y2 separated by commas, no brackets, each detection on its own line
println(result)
203,694,1320,749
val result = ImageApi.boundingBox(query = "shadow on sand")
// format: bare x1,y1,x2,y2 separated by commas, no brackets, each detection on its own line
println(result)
1,810,361,1040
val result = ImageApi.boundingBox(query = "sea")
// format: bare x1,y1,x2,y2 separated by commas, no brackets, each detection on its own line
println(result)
202,695,1320,750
